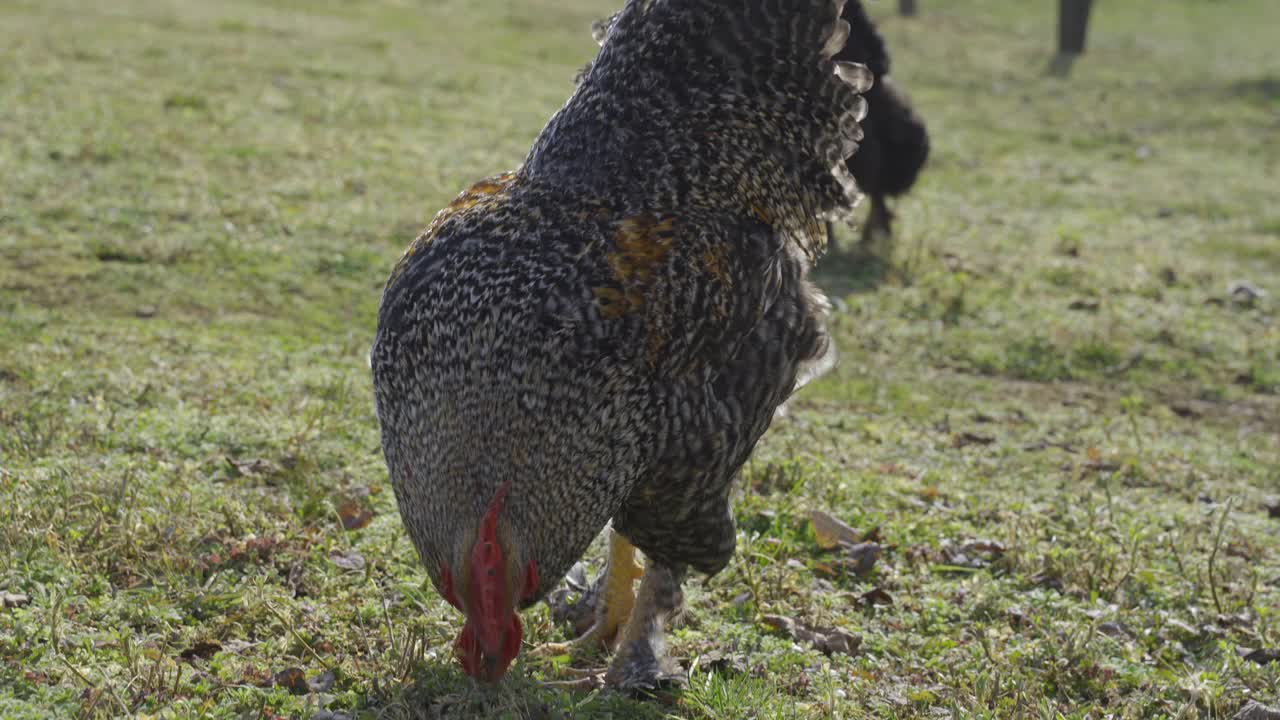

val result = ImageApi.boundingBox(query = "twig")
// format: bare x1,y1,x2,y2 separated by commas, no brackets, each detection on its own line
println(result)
59,655,131,716
1207,498,1236,615
265,600,335,671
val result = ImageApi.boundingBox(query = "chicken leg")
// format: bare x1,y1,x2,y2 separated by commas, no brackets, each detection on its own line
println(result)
537,529,644,657
603,561,687,691
859,193,894,253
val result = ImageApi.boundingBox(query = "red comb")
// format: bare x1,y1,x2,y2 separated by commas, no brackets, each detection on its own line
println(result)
469,481,513,656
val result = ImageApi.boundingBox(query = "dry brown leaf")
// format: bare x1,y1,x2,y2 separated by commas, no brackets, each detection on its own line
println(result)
695,650,747,676
953,431,996,448
226,457,282,478
816,628,860,656
336,499,374,531
308,669,336,693
180,640,222,660
272,667,309,695
861,587,893,606
1241,648,1280,665
1235,701,1280,720
761,615,861,657
809,510,859,549
961,539,1008,557
843,542,882,576
330,549,366,572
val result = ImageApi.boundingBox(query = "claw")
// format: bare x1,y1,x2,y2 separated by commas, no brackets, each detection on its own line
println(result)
602,562,686,693
541,672,604,693
537,530,643,659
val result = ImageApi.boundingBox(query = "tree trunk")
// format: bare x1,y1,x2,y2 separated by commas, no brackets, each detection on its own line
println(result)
1058,0,1095,55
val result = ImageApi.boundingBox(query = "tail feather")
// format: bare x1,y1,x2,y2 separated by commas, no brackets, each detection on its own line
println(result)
833,0,891,78
526,0,874,260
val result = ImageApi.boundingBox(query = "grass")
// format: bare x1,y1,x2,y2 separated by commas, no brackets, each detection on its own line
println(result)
1,0,1278,717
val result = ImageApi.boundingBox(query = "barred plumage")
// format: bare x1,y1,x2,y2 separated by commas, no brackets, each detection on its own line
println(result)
371,0,871,687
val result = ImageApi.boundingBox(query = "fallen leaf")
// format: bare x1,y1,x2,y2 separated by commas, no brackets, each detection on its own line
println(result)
1030,571,1063,591
842,542,882,576
937,539,1006,570
285,559,305,596
1097,621,1129,639
816,628,860,656
1217,612,1254,628
1022,439,1078,453
953,431,995,448
761,614,800,636
564,562,588,591
226,457,282,478
1229,282,1266,307
330,550,366,572
2,591,30,609
811,562,839,577
1165,619,1200,639
336,499,374,531
861,587,893,606
695,650,747,676
180,640,222,660
1235,700,1280,720
272,667,309,695
963,539,1007,555
809,510,860,549
761,615,861,657
221,639,255,654
1241,648,1280,665
1007,607,1030,629
1080,460,1122,475
308,669,336,693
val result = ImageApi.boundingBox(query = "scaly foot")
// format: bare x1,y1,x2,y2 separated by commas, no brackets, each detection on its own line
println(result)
603,561,687,693
534,529,644,658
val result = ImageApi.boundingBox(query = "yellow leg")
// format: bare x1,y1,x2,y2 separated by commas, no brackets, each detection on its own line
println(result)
535,529,644,657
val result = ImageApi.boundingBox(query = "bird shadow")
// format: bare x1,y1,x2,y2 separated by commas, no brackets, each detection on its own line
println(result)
369,661,670,719
1222,75,1280,107
1046,52,1081,78
812,242,895,299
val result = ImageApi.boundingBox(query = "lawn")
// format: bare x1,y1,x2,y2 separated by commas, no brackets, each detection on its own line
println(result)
1,0,1278,718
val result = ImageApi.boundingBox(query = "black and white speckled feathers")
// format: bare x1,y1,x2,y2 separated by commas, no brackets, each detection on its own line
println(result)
371,0,872,617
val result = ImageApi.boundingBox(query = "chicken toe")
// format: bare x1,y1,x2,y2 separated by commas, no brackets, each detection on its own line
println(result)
536,530,644,658
603,562,686,692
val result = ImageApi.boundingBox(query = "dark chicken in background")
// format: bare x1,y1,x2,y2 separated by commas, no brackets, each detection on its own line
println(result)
830,0,930,252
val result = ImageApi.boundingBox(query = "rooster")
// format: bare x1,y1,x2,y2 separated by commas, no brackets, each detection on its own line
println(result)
371,0,871,690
